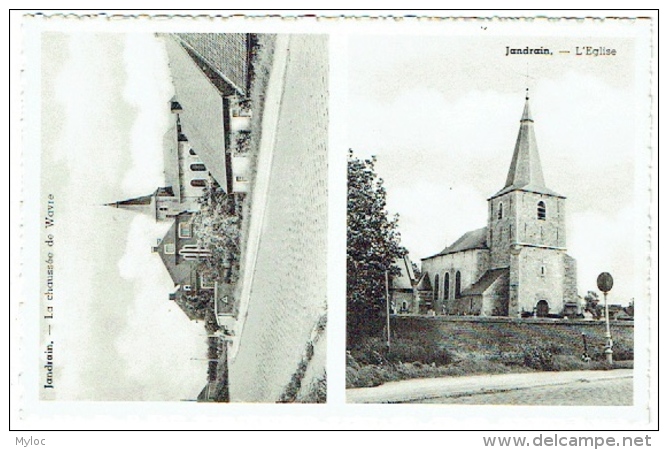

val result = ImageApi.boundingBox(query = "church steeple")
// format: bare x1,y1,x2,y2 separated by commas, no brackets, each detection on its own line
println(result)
105,192,156,217
491,93,562,199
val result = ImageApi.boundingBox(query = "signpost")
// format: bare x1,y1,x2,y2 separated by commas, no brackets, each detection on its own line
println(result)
596,272,614,364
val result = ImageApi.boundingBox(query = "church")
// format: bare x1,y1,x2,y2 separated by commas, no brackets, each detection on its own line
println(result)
106,34,252,323
394,94,579,318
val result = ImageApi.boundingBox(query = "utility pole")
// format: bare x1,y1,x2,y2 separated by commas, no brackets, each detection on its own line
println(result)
385,269,391,351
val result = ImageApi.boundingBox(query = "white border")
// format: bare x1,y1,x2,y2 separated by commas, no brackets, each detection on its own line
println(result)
9,10,659,434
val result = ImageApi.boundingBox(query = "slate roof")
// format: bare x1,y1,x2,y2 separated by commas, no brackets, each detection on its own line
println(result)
174,33,249,97
490,97,564,199
164,35,230,192
423,227,488,260
460,268,508,297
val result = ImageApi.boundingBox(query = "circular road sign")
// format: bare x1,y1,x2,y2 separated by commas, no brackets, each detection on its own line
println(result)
597,272,614,293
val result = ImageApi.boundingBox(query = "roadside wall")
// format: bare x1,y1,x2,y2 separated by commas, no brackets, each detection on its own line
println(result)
391,315,634,359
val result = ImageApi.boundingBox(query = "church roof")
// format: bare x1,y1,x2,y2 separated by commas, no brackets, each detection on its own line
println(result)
164,35,231,192
423,227,488,260
460,268,508,297
490,96,564,200
105,187,174,220
162,123,181,202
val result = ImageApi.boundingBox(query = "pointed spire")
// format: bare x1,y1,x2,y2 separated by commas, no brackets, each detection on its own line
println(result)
521,88,533,122
503,96,546,190
490,94,563,199
105,192,156,217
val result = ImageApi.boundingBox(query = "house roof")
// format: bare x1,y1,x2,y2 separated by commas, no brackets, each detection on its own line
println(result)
156,212,198,286
416,272,432,291
173,33,249,97
423,227,488,260
163,35,230,192
460,268,508,297
391,255,415,290
490,96,564,200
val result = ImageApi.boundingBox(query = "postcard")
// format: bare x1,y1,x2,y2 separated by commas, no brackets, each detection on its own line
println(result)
13,12,656,431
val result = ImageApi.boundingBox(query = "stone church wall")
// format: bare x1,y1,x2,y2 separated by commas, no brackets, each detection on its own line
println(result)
488,191,518,269
515,192,566,249
515,246,567,315
481,272,510,316
488,191,566,270
563,254,579,305
421,249,489,314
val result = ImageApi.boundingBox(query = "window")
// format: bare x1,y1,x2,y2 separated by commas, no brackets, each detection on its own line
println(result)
540,265,546,276
191,179,207,187
434,274,440,300
444,273,450,300
189,148,197,156
164,243,175,255
455,271,462,298
498,203,503,220
537,201,546,220
190,163,206,171
178,222,192,239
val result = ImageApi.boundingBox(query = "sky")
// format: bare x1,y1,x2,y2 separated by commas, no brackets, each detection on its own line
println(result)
348,34,650,306
41,33,207,400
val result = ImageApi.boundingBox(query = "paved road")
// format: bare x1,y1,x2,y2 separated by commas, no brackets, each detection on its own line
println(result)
229,35,328,402
347,369,633,405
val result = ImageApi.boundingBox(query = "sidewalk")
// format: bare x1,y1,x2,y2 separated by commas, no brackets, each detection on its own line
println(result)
346,369,633,403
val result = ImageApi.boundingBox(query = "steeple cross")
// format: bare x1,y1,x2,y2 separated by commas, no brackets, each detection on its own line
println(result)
524,63,534,100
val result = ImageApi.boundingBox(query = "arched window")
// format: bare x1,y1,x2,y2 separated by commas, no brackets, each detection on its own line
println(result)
455,271,462,298
498,202,503,220
190,179,207,187
189,148,197,156
190,163,206,171
444,272,450,300
537,201,546,220
434,274,440,300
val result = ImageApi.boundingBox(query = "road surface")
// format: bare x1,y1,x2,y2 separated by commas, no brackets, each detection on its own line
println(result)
229,35,328,402
347,369,633,405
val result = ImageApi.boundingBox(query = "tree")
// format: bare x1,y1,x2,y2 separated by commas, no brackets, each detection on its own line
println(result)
347,150,405,339
193,183,241,285
584,290,603,320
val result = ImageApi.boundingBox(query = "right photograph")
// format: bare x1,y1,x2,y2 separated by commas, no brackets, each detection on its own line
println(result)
346,32,648,405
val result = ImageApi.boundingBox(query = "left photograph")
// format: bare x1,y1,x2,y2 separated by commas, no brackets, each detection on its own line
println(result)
36,33,328,402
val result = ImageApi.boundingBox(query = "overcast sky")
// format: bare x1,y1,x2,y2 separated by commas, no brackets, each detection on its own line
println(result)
348,34,649,305
42,33,206,400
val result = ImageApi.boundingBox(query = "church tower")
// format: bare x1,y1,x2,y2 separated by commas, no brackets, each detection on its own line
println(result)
486,93,574,316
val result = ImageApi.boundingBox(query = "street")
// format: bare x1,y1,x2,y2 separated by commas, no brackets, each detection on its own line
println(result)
347,369,633,405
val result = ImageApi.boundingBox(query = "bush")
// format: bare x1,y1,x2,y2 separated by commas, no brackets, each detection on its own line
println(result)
349,336,453,367
522,345,557,371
